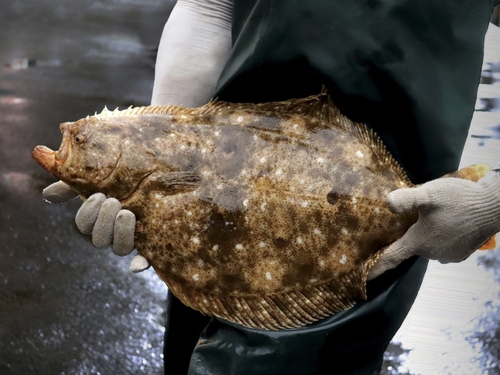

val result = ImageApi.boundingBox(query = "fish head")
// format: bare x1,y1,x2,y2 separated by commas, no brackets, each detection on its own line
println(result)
33,116,156,200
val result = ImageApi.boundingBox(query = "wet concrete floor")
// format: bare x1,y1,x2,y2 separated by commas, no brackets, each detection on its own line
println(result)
0,1,499,374
0,1,174,374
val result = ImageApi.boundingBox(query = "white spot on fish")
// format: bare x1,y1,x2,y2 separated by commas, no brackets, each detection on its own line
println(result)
265,272,272,280
197,259,204,268
155,203,159,208
235,244,244,250
124,140,130,145
293,123,299,129
187,211,193,216
259,242,266,248
192,237,200,244
212,244,219,251
297,237,303,244
192,274,200,281
237,116,243,123
352,197,357,204
214,130,220,137
316,157,325,163
276,168,283,176
180,145,186,150
155,194,163,199
170,133,176,137
201,148,207,154
260,157,267,163
319,260,325,267
341,228,349,235
340,255,347,264
181,115,187,119
299,179,305,184
260,202,267,211
356,150,364,158
217,184,223,190
301,201,309,208
314,228,321,235
374,207,380,214
243,199,249,208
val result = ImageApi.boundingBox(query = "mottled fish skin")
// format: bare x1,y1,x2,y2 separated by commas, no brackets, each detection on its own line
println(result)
32,93,488,330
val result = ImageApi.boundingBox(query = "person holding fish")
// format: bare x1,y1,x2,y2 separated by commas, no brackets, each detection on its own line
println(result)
40,0,500,374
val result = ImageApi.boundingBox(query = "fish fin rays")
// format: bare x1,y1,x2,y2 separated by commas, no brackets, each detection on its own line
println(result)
163,254,388,330
337,119,413,186
93,104,200,119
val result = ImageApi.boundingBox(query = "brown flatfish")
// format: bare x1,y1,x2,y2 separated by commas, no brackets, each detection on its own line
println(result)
32,92,491,330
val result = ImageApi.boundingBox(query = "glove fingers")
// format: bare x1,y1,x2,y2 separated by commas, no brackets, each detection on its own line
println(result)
113,210,136,256
75,193,107,234
130,254,151,273
386,186,433,214
43,181,79,203
92,198,122,248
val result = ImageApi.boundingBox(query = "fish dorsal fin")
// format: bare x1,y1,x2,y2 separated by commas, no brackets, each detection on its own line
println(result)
345,119,413,186
93,93,411,186
92,104,199,119
200,93,411,186
197,91,339,122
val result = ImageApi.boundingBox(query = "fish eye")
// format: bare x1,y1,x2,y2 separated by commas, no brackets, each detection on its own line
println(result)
75,134,86,144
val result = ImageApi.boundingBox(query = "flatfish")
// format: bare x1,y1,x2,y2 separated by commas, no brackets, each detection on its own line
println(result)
32,92,490,330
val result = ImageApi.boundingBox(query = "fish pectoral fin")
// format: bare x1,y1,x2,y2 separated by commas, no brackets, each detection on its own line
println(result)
149,171,201,193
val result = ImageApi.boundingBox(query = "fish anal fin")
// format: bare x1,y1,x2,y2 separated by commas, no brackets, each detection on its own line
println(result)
479,233,498,251
160,256,382,330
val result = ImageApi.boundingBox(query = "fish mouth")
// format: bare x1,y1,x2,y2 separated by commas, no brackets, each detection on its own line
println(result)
32,145,57,173
32,123,72,174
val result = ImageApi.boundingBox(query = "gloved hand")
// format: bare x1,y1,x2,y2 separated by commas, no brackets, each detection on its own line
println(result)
369,170,500,279
42,181,150,273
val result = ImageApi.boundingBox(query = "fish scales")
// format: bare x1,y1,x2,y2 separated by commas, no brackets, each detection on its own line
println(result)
32,93,491,330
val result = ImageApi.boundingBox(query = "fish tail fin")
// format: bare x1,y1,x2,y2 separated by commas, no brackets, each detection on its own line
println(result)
479,233,498,251
443,163,491,182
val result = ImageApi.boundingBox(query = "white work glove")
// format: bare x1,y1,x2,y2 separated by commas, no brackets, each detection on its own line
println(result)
42,181,150,273
369,170,500,279
151,0,232,106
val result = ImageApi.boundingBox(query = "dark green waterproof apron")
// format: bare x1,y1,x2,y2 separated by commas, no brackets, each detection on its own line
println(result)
163,1,499,374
